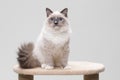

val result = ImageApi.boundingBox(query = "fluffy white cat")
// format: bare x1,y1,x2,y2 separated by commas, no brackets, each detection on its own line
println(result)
17,8,72,69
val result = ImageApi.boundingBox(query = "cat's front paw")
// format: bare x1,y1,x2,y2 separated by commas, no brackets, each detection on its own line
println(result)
45,65,54,70
41,64,54,70
41,64,47,69
64,65,71,69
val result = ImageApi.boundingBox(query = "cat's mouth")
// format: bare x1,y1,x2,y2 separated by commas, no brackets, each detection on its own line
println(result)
53,24,60,27
53,24,62,27
53,25,61,30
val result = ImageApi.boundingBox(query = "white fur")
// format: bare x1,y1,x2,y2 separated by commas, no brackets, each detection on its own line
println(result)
41,64,54,69
64,65,71,69
42,27,70,45
51,11,62,16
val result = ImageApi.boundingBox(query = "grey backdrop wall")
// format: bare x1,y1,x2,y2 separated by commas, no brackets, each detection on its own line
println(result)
0,0,120,80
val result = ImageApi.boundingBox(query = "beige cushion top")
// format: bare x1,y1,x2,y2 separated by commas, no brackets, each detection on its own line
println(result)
13,61,105,75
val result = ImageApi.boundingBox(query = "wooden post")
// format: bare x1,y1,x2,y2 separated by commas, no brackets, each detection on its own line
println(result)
84,74,99,80
19,74,34,80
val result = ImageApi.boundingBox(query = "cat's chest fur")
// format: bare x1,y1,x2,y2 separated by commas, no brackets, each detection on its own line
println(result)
40,31,69,58
42,31,69,45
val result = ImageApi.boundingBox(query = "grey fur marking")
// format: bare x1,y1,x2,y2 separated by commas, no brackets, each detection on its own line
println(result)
17,42,40,68
60,8,68,17
46,8,53,17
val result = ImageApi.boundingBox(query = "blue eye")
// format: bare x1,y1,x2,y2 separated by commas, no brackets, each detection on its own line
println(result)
59,17,63,21
50,18,54,21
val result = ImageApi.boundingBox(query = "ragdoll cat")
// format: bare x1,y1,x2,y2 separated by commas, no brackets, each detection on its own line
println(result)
17,8,72,69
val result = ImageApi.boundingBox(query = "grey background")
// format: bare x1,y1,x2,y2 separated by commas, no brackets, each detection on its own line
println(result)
0,0,120,80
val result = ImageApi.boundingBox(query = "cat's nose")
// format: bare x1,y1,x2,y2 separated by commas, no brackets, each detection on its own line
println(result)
54,20,58,25
54,22,58,25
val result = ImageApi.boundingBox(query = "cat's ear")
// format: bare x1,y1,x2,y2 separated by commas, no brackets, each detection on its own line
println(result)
46,8,53,17
60,8,68,17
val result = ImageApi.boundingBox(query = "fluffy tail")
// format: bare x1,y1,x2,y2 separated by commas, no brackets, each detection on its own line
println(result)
17,42,40,69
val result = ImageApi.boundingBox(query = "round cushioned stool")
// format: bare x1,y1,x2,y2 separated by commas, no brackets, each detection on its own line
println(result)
13,61,105,80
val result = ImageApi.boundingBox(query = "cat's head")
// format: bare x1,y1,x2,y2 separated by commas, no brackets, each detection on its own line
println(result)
45,8,69,32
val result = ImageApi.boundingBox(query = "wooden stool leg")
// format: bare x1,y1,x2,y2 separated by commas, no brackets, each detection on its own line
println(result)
19,74,34,80
84,74,99,80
